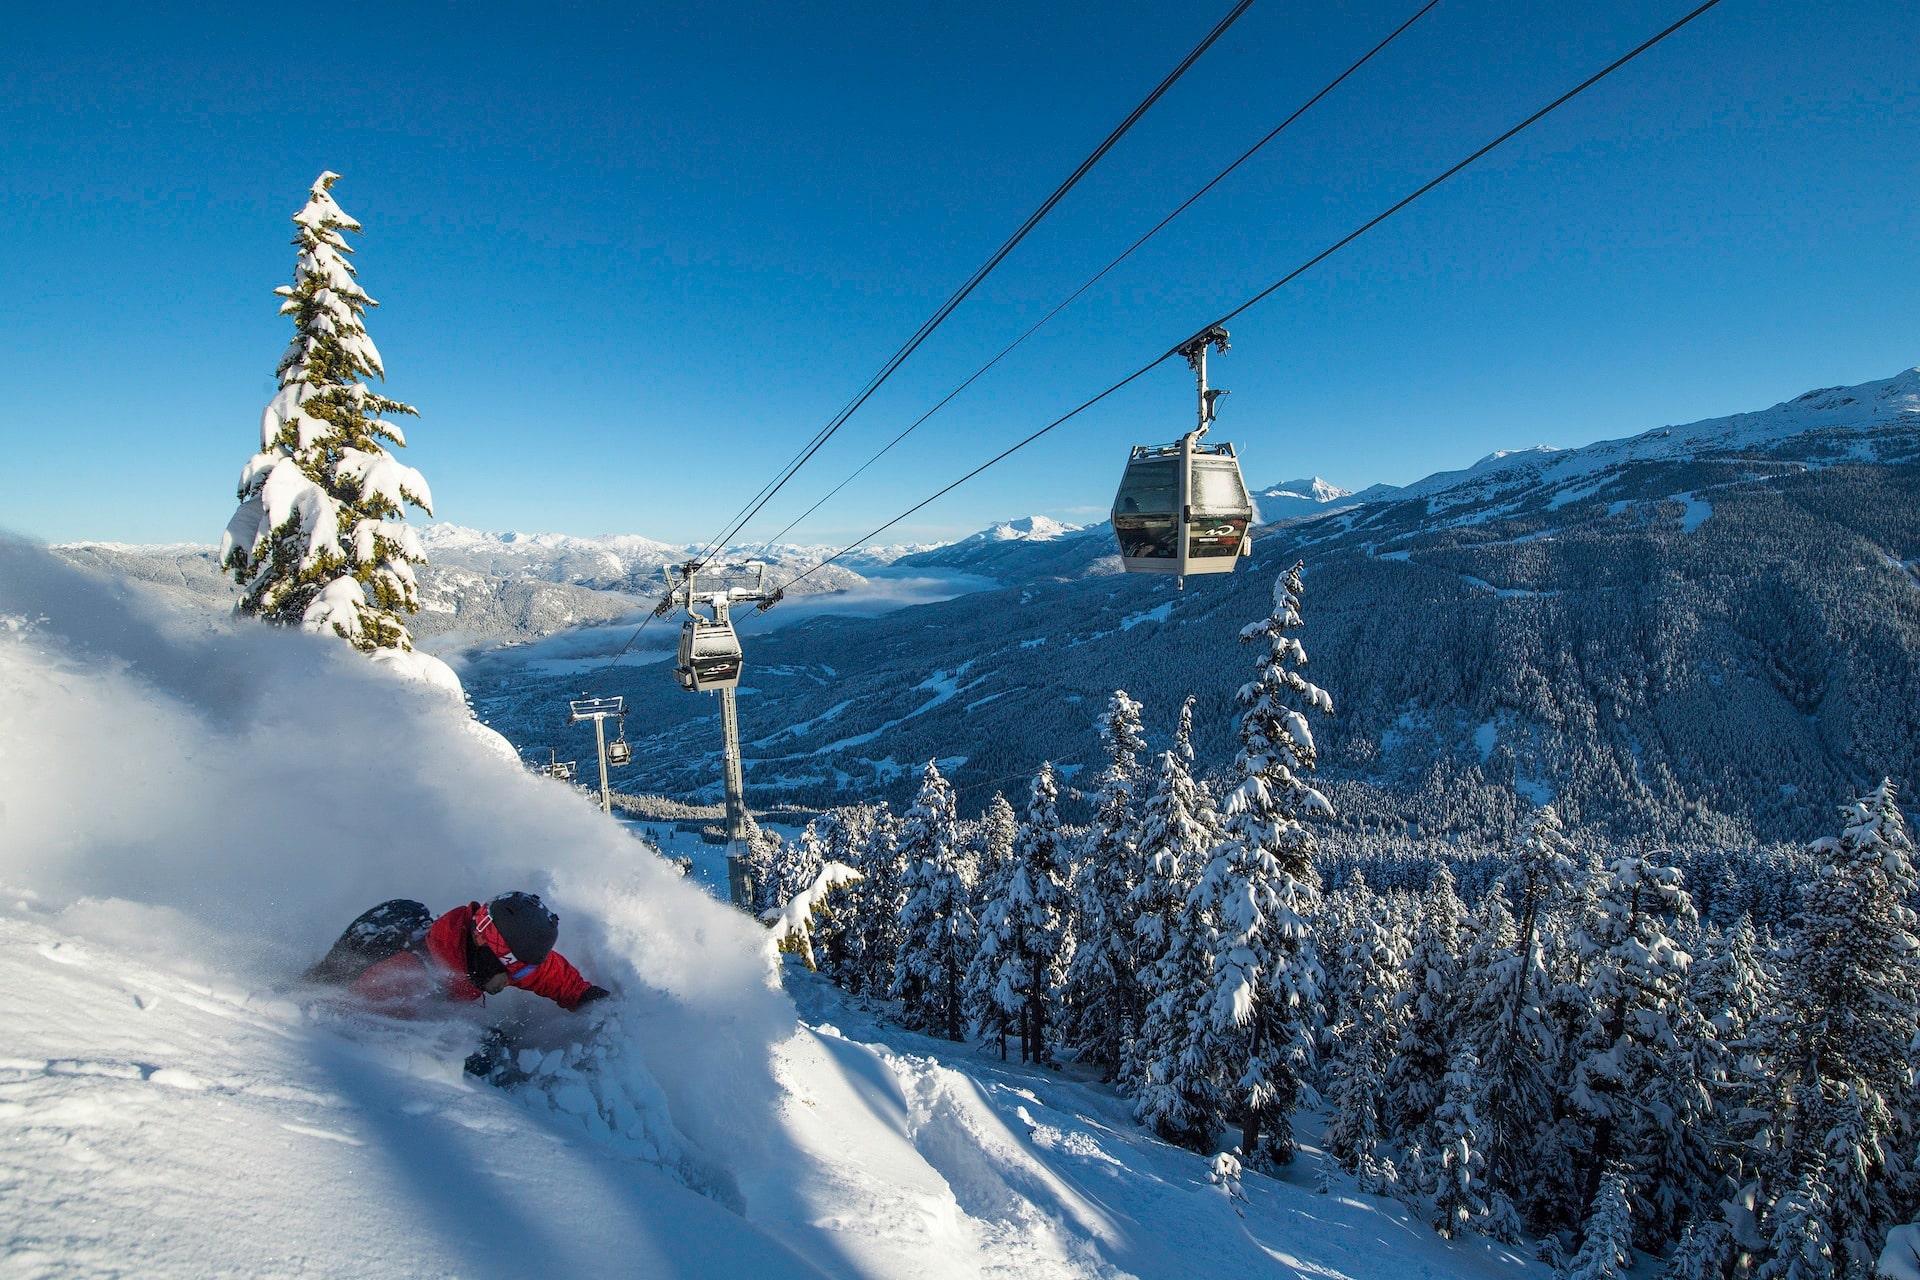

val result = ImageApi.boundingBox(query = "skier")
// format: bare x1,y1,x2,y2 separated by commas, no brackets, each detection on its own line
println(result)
310,891,611,1015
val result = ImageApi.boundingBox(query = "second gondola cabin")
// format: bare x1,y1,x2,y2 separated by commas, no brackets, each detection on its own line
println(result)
675,615,744,693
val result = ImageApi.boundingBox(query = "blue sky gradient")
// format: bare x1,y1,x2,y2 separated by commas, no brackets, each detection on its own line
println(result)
3,0,1915,546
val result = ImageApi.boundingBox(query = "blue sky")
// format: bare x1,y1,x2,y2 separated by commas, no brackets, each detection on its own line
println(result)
2,0,1915,547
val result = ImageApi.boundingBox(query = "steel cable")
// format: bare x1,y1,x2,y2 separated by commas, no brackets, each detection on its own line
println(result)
769,0,1729,596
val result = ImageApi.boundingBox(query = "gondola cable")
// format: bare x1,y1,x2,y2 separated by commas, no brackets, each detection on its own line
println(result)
580,0,1261,685
680,0,1260,575
750,0,1444,558
765,0,1728,599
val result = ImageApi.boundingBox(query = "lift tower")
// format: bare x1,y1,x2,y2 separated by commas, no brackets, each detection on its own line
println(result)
660,560,777,910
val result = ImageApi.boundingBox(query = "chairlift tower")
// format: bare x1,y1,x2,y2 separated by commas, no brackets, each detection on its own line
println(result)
661,560,779,910
567,695,625,814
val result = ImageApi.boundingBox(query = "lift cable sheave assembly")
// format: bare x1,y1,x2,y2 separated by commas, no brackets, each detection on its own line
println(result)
680,0,1261,576
768,0,1730,597
750,0,1444,559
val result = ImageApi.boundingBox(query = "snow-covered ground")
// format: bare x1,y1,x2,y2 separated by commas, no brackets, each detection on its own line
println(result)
1,538,1547,1280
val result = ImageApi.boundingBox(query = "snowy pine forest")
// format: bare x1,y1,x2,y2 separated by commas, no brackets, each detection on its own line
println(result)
732,558,1920,1280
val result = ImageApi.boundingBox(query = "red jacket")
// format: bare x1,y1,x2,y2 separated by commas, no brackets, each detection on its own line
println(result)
353,902,594,1013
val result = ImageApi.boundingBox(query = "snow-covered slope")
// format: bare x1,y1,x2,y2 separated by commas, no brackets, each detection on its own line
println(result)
0,536,1546,1279
1352,366,1920,512
2,910,818,1278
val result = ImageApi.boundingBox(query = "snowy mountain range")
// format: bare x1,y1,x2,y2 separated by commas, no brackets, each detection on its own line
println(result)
49,365,1920,844
1348,366,1920,510
462,363,1920,846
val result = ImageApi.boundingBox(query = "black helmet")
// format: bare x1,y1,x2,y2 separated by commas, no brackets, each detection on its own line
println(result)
481,892,559,967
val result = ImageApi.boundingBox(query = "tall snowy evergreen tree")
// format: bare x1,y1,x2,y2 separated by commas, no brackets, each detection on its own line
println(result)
1566,844,1703,1239
1323,873,1403,1189
1430,1048,1491,1239
842,803,906,996
1386,862,1466,1145
773,820,830,912
1565,1169,1636,1280
1197,561,1334,1168
1467,805,1577,1210
1064,690,1147,1079
1664,1219,1736,1280
1756,781,1920,1279
1130,698,1224,1147
973,793,1018,915
221,171,431,651
891,762,975,1040
1691,915,1771,1055
976,764,1074,1064
965,793,1021,1056
805,811,857,976
739,817,788,916
1755,1171,1836,1280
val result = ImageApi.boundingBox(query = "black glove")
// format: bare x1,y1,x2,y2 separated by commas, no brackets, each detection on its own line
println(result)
575,985,612,1007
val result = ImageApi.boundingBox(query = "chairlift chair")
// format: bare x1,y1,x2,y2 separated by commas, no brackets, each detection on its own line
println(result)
1111,325,1252,585
674,615,744,693
606,715,633,767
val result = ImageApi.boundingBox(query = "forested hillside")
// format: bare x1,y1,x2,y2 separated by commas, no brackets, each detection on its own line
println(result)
474,368,1920,846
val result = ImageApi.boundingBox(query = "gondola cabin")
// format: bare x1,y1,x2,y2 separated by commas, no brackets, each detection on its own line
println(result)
1111,433,1252,581
1111,324,1251,584
675,616,744,692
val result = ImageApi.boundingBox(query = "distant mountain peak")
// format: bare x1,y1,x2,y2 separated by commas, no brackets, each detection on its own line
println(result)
1249,476,1356,524
960,515,1085,544
1252,476,1352,503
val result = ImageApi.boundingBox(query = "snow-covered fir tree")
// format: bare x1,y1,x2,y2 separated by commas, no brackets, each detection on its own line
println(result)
973,763,1074,1065
1566,844,1701,1236
1755,781,1920,1279
221,171,431,651
972,792,1018,916
1564,1168,1636,1280
1467,804,1577,1212
1690,914,1771,1055
739,817,788,916
841,803,906,996
1323,872,1403,1190
1429,1048,1490,1239
1755,1171,1836,1280
891,762,976,1041
1129,698,1225,1148
1196,561,1333,1168
1066,689,1147,1079
804,811,859,975
772,820,830,913
1664,1218,1736,1280
1385,862,1466,1145
963,792,1021,1058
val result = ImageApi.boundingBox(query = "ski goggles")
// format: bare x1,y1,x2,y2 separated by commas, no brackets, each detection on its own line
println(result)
473,906,541,982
